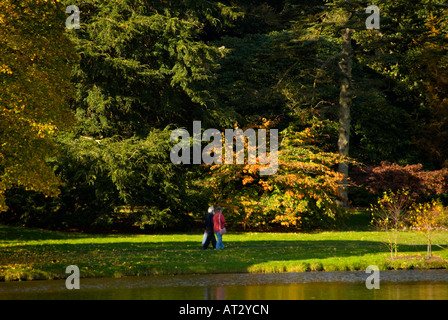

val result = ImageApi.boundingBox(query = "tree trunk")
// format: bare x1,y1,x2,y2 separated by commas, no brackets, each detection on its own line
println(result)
337,28,353,206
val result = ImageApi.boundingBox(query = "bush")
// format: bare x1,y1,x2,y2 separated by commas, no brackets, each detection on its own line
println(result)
352,161,448,201
207,118,346,231
410,200,448,258
370,189,412,259
2,128,200,232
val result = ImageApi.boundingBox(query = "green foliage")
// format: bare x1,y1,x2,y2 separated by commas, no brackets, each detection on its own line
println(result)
3,129,196,231
65,0,242,136
353,0,448,167
3,0,448,231
5,0,244,230
54,129,195,230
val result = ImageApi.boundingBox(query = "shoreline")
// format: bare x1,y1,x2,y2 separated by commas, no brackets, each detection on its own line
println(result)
2,254,448,282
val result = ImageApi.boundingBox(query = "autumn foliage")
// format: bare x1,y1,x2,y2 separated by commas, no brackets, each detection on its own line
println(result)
352,162,448,200
1,1,447,232
410,200,448,258
207,117,345,230
0,0,77,211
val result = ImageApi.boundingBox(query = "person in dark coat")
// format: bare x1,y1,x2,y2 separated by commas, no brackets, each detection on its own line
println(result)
203,206,216,249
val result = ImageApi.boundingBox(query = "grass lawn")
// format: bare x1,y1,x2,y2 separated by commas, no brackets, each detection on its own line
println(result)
1,224,448,281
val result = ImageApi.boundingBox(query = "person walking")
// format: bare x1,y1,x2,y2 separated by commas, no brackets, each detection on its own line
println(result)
213,207,226,250
203,206,216,250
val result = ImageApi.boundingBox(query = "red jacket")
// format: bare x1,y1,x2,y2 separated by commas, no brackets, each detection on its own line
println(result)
213,213,225,232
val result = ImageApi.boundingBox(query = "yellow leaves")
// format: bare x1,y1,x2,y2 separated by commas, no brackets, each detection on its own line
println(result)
425,12,443,38
273,212,302,228
0,190,6,213
208,116,344,230
410,200,447,233
30,121,58,138
0,0,75,212
0,64,13,75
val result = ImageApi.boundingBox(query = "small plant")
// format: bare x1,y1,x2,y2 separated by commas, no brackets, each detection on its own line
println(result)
371,189,411,259
410,200,448,258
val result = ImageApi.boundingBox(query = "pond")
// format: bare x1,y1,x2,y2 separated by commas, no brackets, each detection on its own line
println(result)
1,270,447,300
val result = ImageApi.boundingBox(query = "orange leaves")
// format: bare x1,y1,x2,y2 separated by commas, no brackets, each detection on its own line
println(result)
272,213,302,228
242,175,254,185
258,180,272,191
205,115,347,230
285,190,294,197
425,12,444,38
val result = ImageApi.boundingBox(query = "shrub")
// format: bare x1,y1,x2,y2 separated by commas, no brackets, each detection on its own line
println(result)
370,190,412,259
410,200,448,258
206,118,345,230
352,161,448,201
2,128,198,232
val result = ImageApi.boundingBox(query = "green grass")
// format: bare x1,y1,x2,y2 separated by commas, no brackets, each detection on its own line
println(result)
1,225,448,281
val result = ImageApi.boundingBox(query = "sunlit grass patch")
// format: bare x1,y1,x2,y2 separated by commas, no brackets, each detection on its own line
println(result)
1,225,447,281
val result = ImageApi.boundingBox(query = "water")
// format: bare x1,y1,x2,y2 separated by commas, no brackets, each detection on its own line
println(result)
1,270,447,300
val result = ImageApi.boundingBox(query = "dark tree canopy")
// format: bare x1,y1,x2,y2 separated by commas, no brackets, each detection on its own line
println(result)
1,0,447,231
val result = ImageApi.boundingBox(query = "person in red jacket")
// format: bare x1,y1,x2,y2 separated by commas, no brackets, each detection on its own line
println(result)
213,207,225,249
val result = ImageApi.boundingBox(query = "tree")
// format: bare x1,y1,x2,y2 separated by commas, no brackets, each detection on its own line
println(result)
411,200,448,258
290,0,364,206
337,26,353,205
352,161,448,200
64,0,242,137
51,128,192,230
4,0,445,232
371,190,411,259
0,0,77,211
310,0,369,205
409,10,448,168
354,0,448,168
29,0,244,229
206,115,345,230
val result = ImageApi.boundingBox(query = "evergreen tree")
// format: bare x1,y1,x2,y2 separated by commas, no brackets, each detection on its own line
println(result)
65,0,242,137
44,0,244,230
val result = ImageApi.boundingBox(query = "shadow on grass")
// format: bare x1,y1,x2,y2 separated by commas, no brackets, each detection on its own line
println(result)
1,225,447,281
0,225,93,241
2,241,446,279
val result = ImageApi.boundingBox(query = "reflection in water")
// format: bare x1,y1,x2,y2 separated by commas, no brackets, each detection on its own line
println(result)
199,281,448,300
1,270,447,300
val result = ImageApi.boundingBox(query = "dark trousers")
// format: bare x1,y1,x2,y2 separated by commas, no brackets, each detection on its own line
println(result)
203,230,216,249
